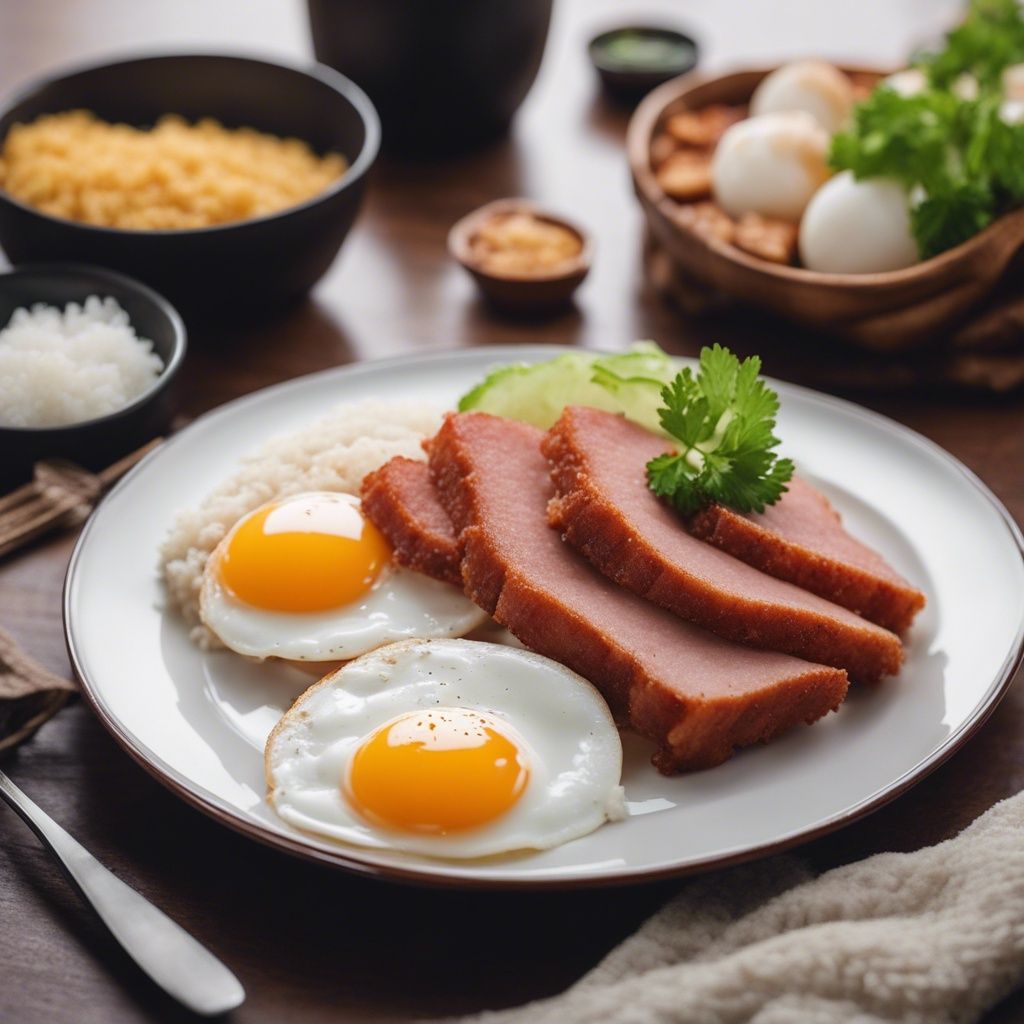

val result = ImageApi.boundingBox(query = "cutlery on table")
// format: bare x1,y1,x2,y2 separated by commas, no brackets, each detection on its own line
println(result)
0,768,245,1016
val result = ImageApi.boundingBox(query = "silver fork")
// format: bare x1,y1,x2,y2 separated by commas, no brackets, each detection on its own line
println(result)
0,768,245,1016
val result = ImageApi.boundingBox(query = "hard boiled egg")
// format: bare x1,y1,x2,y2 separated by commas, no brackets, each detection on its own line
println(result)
265,638,626,859
799,170,918,274
1001,63,1024,123
883,69,927,97
750,60,855,133
200,491,486,661
1003,63,1024,101
712,111,830,222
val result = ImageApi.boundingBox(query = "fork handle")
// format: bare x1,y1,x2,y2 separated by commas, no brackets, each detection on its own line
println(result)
0,770,244,1016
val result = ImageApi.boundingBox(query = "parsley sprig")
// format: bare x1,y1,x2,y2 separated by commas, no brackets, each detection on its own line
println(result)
830,0,1024,259
920,0,1024,91
646,345,793,516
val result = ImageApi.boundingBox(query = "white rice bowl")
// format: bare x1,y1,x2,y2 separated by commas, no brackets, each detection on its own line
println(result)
0,296,163,428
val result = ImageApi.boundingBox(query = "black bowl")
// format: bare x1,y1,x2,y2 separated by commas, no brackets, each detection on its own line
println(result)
588,26,699,106
307,0,552,157
0,263,186,488
0,53,380,312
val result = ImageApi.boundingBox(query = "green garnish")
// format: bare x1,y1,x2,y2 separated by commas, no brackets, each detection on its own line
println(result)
458,342,794,516
646,345,793,516
457,342,680,433
597,31,695,73
830,0,1024,259
919,0,1024,91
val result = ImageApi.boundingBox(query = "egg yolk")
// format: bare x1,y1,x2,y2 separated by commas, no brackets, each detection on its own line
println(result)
345,708,530,834
218,493,391,613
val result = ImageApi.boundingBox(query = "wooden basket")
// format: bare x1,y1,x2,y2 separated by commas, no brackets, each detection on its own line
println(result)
627,67,1024,353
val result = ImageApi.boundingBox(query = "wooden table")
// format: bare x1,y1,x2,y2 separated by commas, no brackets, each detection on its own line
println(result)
2,1,1023,1021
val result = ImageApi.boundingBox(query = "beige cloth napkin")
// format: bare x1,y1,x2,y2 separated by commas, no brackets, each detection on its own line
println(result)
0,626,76,751
460,792,1024,1024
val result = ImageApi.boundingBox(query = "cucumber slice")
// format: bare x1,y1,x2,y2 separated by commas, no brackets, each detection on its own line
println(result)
457,342,682,433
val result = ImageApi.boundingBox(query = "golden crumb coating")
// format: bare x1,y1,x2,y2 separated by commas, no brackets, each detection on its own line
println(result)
471,213,582,276
0,110,347,230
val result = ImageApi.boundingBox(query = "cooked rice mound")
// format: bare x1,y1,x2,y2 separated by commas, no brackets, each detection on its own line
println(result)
0,296,163,428
160,400,443,647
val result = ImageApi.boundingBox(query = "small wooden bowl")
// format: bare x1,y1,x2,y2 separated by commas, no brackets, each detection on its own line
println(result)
628,67,1024,352
448,199,592,314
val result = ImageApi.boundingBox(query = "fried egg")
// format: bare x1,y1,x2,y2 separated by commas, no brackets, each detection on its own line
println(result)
265,638,626,859
200,491,486,661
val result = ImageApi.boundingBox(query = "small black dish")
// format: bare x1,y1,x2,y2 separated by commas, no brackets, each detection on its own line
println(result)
0,263,186,488
588,26,699,106
0,52,380,313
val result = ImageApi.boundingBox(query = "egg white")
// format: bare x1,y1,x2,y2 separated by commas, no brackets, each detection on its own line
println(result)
799,170,918,274
200,558,488,662
265,638,626,859
712,111,829,222
750,60,854,134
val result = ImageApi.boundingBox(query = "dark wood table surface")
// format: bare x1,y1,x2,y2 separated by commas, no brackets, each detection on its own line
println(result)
2,1,1023,1021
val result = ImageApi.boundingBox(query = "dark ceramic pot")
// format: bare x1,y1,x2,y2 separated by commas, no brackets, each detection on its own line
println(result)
0,53,379,314
307,0,552,156
0,263,186,487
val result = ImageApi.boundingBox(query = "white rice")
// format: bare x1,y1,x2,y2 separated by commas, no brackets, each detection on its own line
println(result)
0,295,164,428
159,399,444,648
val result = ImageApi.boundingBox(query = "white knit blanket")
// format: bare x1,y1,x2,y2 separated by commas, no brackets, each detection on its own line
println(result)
459,792,1024,1024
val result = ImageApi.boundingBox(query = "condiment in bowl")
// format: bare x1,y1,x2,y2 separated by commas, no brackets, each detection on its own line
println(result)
588,26,699,105
448,199,592,314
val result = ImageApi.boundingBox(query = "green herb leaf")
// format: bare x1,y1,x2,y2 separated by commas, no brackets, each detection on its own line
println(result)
911,182,994,258
830,0,1024,260
920,0,1024,91
829,88,962,196
646,345,793,516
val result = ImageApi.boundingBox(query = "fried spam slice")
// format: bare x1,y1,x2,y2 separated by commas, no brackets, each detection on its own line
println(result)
361,456,462,587
428,411,848,774
690,477,926,634
543,406,903,683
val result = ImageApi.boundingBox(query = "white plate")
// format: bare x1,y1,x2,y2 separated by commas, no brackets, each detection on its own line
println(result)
64,346,1024,888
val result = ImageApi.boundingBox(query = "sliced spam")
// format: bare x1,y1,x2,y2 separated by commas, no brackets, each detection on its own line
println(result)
542,406,903,683
361,456,463,587
689,477,925,634
428,411,848,774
